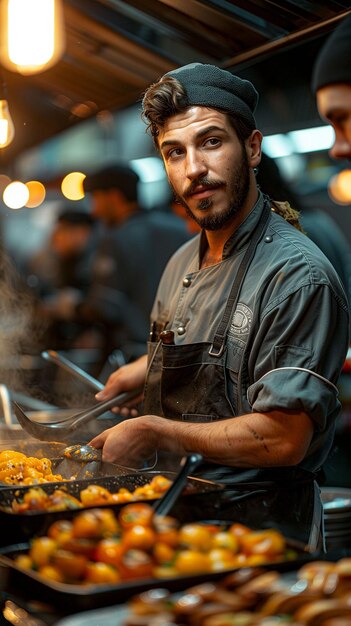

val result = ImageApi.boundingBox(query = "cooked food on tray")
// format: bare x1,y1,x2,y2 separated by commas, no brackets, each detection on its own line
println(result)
12,504,291,586
10,475,173,512
0,450,64,485
124,557,351,625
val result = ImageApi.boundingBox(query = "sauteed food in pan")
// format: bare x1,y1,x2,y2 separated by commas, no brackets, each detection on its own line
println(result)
0,450,64,485
12,503,291,586
10,475,172,512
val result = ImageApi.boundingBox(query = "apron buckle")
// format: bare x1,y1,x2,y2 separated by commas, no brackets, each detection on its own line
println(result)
209,342,224,357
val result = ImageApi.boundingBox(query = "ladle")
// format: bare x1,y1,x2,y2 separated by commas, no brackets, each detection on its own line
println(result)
12,387,143,442
41,350,104,392
63,443,102,462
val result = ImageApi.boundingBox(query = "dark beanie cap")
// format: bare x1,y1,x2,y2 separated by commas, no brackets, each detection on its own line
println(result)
166,63,259,127
83,164,140,202
57,210,95,226
312,13,351,92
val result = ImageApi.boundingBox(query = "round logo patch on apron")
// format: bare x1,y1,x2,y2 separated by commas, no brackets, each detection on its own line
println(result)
229,302,253,338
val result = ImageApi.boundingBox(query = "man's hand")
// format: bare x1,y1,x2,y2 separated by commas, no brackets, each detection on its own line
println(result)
89,415,161,467
95,355,147,417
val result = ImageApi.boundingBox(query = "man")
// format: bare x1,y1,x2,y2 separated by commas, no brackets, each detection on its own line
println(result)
24,209,98,349
312,12,351,161
90,64,349,547
81,163,189,365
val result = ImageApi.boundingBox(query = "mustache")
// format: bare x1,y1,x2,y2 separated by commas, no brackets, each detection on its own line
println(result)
184,177,224,198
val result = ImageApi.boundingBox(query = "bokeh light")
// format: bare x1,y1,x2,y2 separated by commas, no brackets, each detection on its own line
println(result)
3,180,29,209
61,171,86,200
328,170,351,205
25,180,46,207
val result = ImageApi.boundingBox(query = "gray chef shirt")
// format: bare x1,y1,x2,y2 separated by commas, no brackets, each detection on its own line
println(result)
151,192,350,472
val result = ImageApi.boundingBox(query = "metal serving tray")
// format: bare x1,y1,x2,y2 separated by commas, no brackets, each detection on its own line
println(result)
0,471,224,546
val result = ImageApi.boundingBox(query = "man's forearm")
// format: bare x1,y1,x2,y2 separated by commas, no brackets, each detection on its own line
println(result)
150,409,314,467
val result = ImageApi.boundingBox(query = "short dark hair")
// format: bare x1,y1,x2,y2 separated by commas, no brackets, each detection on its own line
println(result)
83,164,140,202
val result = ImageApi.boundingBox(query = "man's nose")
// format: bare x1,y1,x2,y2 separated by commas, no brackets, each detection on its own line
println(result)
185,150,208,179
329,135,351,161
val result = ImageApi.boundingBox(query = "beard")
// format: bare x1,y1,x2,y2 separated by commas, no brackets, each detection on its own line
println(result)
171,148,251,231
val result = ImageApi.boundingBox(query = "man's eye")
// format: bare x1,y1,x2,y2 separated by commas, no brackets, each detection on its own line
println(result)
168,148,183,159
204,137,220,147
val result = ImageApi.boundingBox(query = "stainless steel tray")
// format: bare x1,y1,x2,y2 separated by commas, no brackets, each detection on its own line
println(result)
56,605,128,626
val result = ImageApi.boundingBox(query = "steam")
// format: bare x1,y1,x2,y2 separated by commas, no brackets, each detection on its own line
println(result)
0,250,39,391
0,251,100,413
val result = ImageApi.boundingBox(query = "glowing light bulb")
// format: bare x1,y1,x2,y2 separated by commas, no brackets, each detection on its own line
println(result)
0,97,15,147
0,0,65,75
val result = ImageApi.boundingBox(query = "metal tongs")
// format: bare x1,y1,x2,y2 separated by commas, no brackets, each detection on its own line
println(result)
41,349,105,392
12,387,142,442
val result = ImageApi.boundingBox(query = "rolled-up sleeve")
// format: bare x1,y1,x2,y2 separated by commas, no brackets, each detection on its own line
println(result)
248,367,338,431
246,282,349,432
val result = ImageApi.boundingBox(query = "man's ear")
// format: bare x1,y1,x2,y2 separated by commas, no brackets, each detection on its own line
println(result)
246,130,262,169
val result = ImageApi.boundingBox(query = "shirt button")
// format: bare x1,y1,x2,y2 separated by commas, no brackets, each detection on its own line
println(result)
182,277,191,287
177,325,186,335
264,235,273,243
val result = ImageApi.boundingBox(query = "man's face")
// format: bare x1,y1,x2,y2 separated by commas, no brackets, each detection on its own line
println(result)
158,106,253,231
316,84,351,161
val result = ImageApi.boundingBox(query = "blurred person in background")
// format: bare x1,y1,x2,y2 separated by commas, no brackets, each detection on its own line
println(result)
311,11,351,488
24,209,98,349
256,153,351,303
81,163,189,369
312,12,351,162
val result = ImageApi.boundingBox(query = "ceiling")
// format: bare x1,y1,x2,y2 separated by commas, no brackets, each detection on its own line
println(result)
1,0,351,168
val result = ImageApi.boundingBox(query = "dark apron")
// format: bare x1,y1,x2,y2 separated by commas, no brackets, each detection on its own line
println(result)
144,197,322,550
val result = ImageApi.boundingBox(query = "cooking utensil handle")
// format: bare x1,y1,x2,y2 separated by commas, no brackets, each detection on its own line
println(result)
71,387,143,427
0,384,16,428
153,453,203,516
41,350,104,392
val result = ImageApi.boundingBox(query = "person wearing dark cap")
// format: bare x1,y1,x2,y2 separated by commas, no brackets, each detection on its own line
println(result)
24,208,98,349
81,162,189,366
89,64,349,548
312,12,351,161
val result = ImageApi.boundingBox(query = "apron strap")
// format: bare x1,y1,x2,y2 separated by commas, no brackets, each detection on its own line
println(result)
209,196,271,357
